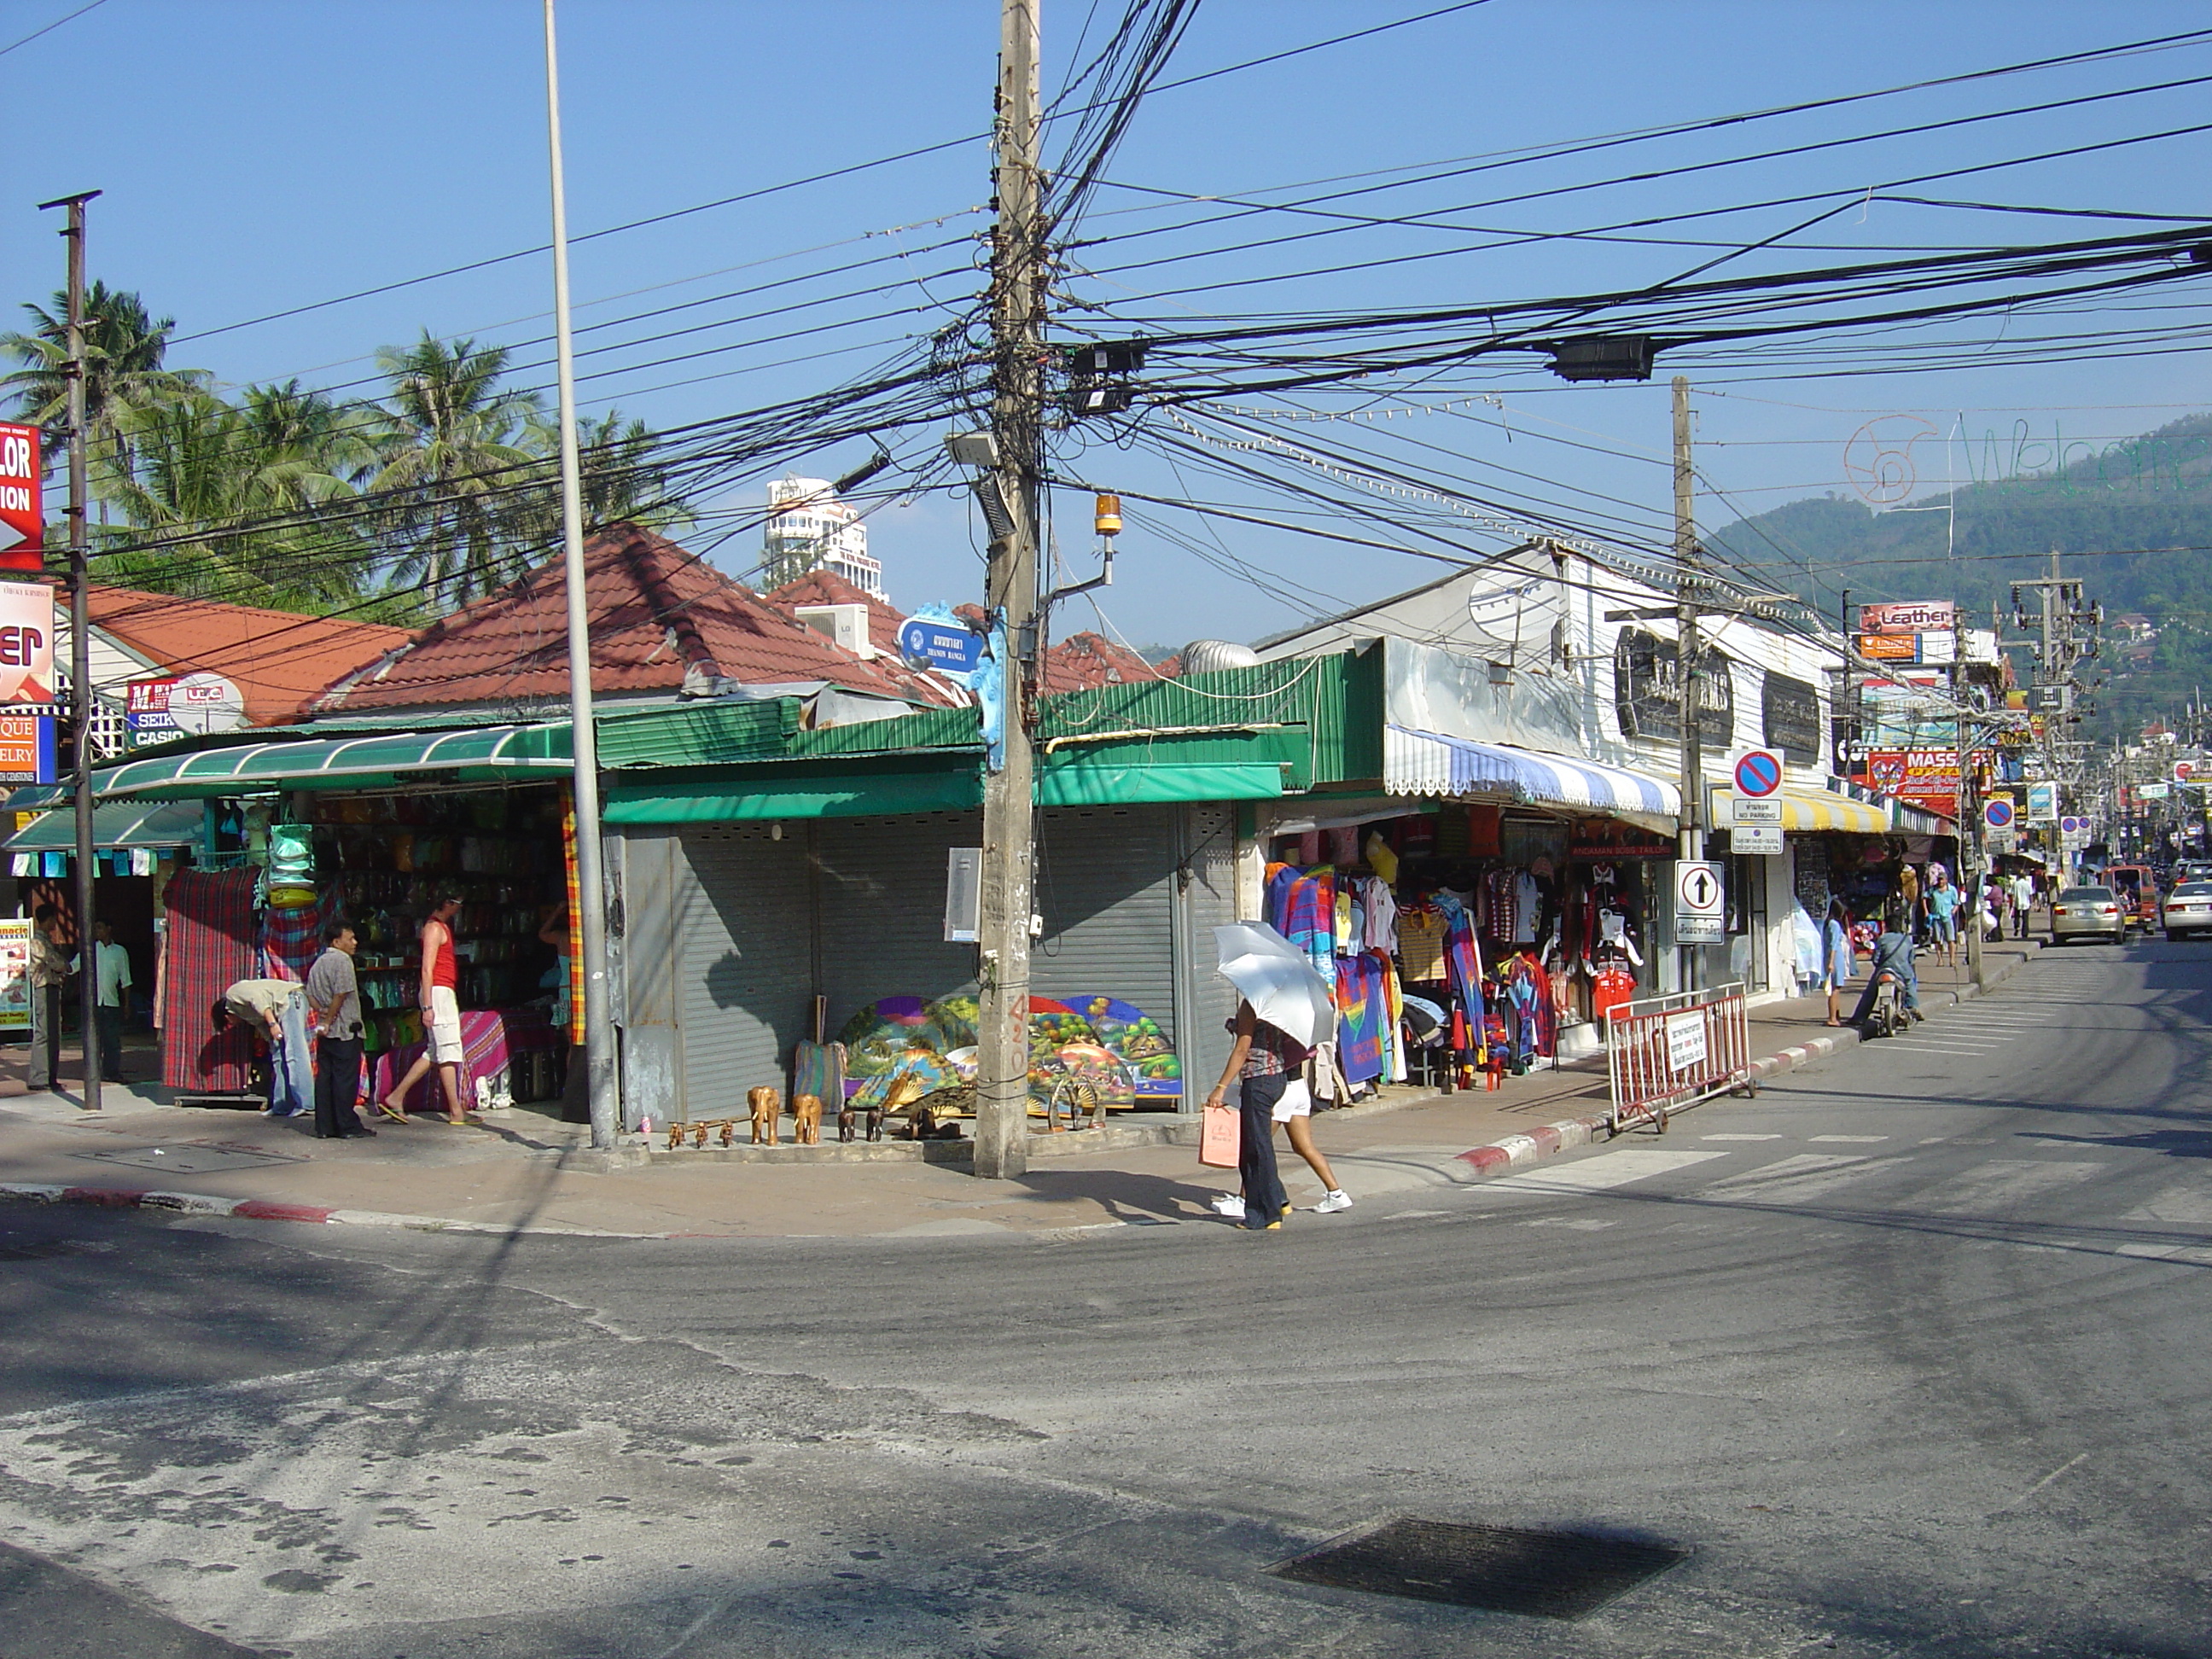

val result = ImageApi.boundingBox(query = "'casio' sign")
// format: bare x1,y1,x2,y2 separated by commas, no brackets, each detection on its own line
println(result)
0,626,44,667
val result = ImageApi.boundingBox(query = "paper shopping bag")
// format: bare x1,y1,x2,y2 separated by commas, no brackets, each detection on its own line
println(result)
1199,1103,1241,1168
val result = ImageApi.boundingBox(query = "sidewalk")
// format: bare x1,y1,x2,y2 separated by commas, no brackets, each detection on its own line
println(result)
0,937,2044,1242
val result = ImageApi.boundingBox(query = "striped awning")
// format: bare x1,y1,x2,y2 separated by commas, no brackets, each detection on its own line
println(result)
4,800,206,852
1778,789,1889,835
1385,726,1679,817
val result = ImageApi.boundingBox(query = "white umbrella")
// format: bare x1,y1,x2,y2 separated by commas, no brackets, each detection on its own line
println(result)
1213,921,1337,1049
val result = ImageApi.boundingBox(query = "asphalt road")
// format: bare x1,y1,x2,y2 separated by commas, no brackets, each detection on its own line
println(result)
3,940,2209,1658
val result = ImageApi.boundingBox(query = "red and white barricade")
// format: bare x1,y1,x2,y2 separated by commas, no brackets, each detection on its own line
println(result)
1604,981,1755,1135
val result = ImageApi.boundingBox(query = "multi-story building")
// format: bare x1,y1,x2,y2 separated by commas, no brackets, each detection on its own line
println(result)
761,475,884,598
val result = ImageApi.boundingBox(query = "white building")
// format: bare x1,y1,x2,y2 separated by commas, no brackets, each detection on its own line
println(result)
761,475,883,599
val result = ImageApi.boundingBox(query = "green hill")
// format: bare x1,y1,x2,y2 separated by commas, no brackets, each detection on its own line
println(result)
1707,412,2212,736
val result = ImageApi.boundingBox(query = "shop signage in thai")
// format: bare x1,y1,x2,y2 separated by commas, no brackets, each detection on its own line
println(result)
2140,782,2172,801
0,713,54,785
1856,632,1918,661
0,579,53,707
1866,747,1961,812
1860,600,1957,634
1760,672,1821,764
1613,628,1734,748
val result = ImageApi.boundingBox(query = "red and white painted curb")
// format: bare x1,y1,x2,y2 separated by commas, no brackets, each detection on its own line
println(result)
0,1182,662,1237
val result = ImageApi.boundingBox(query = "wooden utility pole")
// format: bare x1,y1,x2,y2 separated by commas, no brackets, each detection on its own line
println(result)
973,0,1043,1180
39,189,100,1113
1673,373,1703,994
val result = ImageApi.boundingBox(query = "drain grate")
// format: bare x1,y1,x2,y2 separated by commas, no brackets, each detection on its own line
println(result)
1271,1517,1687,1620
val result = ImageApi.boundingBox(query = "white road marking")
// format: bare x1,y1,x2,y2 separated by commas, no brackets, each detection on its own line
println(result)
1701,1153,1882,1205
1478,1148,1727,1197
1918,1161,2108,1214
1702,1132,1783,1141
1989,1452,2088,1515
1522,1216,1617,1231
2122,1184,2212,1226
1883,1042,2011,1056
1812,1134,1889,1143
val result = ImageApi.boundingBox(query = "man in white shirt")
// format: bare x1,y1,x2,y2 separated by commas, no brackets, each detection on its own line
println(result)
77,921,131,1080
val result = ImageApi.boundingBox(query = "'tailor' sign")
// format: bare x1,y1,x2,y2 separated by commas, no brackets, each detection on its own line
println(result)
0,424,41,574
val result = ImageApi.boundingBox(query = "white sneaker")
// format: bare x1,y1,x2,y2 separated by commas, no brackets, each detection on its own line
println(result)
1313,1190,1353,1214
1211,1193,1248,1220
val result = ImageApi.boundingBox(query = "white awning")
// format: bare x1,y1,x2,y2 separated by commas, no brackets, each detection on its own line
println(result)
1385,726,1680,818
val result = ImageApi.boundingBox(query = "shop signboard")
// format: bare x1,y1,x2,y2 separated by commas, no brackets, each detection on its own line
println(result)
0,713,54,785
0,424,40,574
2175,760,2197,784
2140,782,2172,801
1612,628,1735,748
1857,632,1918,661
1860,599,1958,635
1760,672,1822,765
1865,747,1962,813
2025,780,2058,822
0,915,27,1032
125,672,246,745
1673,859,1726,945
0,579,53,707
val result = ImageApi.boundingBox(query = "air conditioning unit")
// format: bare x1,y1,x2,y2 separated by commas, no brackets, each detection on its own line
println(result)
794,602,876,659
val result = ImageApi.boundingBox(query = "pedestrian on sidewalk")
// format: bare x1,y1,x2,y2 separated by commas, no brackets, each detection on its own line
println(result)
1202,999,1301,1231
1926,867,1960,968
2011,870,2035,939
377,888,472,1126
214,978,313,1115
25,905,68,1094
306,920,373,1140
1272,1074,1353,1213
1819,898,1853,1027
75,921,131,1080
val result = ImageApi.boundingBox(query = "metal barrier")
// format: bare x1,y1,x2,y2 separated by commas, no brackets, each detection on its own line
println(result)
1604,981,1756,1135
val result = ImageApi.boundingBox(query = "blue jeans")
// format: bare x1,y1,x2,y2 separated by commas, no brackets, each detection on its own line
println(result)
1237,1073,1289,1228
267,993,314,1116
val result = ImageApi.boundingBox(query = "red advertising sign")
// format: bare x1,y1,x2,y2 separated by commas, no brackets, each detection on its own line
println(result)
0,425,40,574
1857,632,1918,661
1859,600,1957,635
1865,747,1962,814
0,580,53,707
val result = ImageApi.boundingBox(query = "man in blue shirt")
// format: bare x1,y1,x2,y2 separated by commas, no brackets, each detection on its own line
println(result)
1851,927,1922,1027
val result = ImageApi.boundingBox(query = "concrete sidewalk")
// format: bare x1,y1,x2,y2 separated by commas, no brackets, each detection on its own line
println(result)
0,937,2045,1242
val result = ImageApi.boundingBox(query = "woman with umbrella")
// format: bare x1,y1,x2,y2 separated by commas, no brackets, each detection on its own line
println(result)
1205,923,1344,1231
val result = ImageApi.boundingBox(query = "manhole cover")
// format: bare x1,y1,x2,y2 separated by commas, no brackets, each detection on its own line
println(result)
81,1145,298,1174
1271,1517,1688,1620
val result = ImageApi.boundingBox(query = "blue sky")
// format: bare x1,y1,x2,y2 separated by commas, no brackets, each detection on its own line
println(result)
4,0,2210,647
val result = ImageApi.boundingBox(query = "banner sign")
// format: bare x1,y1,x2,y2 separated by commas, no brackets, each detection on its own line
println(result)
1860,600,1957,635
1857,632,1918,661
0,424,40,574
0,916,28,1032
0,580,53,707
1613,628,1735,748
125,672,246,744
1866,747,1962,813
2025,781,2058,823
0,713,54,785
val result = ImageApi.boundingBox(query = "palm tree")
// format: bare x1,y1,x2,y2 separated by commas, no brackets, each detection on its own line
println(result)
522,405,694,535
368,333,547,604
0,282,205,496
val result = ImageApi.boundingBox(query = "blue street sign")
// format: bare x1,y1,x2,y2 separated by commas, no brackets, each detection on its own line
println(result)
1732,749,1783,798
897,614,986,674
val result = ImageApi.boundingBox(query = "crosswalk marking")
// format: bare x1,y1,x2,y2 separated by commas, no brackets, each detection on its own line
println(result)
1702,1153,1882,1204
1702,1132,1783,1141
2122,1184,2212,1226
1812,1134,1889,1143
1918,1161,2106,1214
1479,1148,1726,1196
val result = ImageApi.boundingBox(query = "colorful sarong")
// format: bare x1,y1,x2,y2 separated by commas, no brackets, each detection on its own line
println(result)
160,868,259,1092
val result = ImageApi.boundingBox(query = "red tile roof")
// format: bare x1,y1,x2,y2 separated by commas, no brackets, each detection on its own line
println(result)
88,587,413,726
1038,630,1172,694
313,523,954,715
761,568,909,660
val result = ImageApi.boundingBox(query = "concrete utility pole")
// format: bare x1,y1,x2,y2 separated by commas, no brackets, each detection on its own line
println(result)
38,189,100,1115
1672,374,1703,994
542,0,620,1146
973,0,1044,1181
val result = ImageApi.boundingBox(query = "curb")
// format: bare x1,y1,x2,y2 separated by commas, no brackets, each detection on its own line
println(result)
1450,942,2043,1182
0,1182,667,1238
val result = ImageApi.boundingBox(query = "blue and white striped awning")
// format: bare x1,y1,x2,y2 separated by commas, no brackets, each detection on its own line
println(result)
1386,725,1680,817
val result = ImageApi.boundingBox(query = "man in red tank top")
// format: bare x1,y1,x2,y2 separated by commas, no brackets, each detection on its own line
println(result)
377,888,472,1126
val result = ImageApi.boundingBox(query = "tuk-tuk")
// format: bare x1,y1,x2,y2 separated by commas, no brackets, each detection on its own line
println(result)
2104,864,2160,930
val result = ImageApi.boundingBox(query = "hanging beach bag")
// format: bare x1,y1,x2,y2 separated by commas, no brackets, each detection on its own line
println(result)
1199,1102,1241,1168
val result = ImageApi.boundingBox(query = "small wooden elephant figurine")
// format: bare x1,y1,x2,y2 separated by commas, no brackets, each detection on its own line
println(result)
864,1101,885,1142
748,1086,781,1146
791,1093,823,1145
837,1100,857,1143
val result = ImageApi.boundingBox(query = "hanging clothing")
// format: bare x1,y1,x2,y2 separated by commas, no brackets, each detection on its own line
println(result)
1335,952,1388,1085
1360,876,1399,953
1512,870,1542,945
1264,861,1299,936
160,868,260,1093
1378,952,1406,1083
1431,892,1486,1030
1397,907,1447,983
1279,866,1336,980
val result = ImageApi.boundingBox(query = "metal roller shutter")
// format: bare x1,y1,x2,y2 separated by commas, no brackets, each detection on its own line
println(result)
676,825,812,1120
1174,801,1239,1097
816,812,981,1021
1032,804,1178,1043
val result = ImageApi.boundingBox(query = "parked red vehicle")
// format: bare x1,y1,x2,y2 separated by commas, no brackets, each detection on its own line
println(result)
2104,864,2160,931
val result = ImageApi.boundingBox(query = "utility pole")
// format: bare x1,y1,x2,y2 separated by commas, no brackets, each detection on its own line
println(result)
1672,374,1703,993
38,189,100,1115
973,0,1043,1181
541,0,619,1146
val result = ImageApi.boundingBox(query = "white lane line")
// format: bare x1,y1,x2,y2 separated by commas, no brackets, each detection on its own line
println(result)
1918,1160,2108,1214
2122,1184,2212,1226
1812,1134,1889,1143
1703,1132,1784,1141
1883,1042,2014,1056
1478,1148,1727,1197
1989,1452,2088,1515
1702,1153,1883,1205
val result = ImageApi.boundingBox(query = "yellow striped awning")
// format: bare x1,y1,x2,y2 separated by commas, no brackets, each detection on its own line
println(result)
1778,789,1888,834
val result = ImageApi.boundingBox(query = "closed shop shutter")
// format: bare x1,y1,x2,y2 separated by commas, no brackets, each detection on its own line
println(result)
1032,804,1178,1043
817,812,981,1018
1174,801,1239,1095
675,825,812,1120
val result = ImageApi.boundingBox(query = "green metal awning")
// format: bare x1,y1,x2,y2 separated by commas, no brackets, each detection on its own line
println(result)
5,800,207,853
1035,760,1285,806
16,723,573,805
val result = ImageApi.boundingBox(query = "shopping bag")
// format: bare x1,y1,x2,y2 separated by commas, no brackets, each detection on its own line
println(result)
1199,1103,1241,1168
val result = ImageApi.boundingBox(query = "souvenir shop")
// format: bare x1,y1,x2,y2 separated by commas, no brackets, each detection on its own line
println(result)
156,783,576,1110
1258,798,1675,1089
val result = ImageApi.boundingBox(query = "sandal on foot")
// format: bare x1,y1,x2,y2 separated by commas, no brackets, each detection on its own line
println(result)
375,1102,409,1123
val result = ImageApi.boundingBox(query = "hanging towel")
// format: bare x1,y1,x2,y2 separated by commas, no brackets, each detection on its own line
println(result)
159,868,259,1092
1334,952,1387,1085
1281,865,1336,980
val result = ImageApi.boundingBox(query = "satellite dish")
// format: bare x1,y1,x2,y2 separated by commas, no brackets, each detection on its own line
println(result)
1179,639,1260,675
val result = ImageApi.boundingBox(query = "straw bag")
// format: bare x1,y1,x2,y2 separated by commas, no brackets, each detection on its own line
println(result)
1199,1103,1241,1168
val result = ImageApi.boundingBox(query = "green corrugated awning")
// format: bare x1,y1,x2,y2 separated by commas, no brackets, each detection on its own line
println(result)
1035,760,1285,806
15,723,573,805
5,800,207,852
602,758,1286,824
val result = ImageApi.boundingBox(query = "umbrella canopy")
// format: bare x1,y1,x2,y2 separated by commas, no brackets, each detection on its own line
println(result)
1213,921,1337,1049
